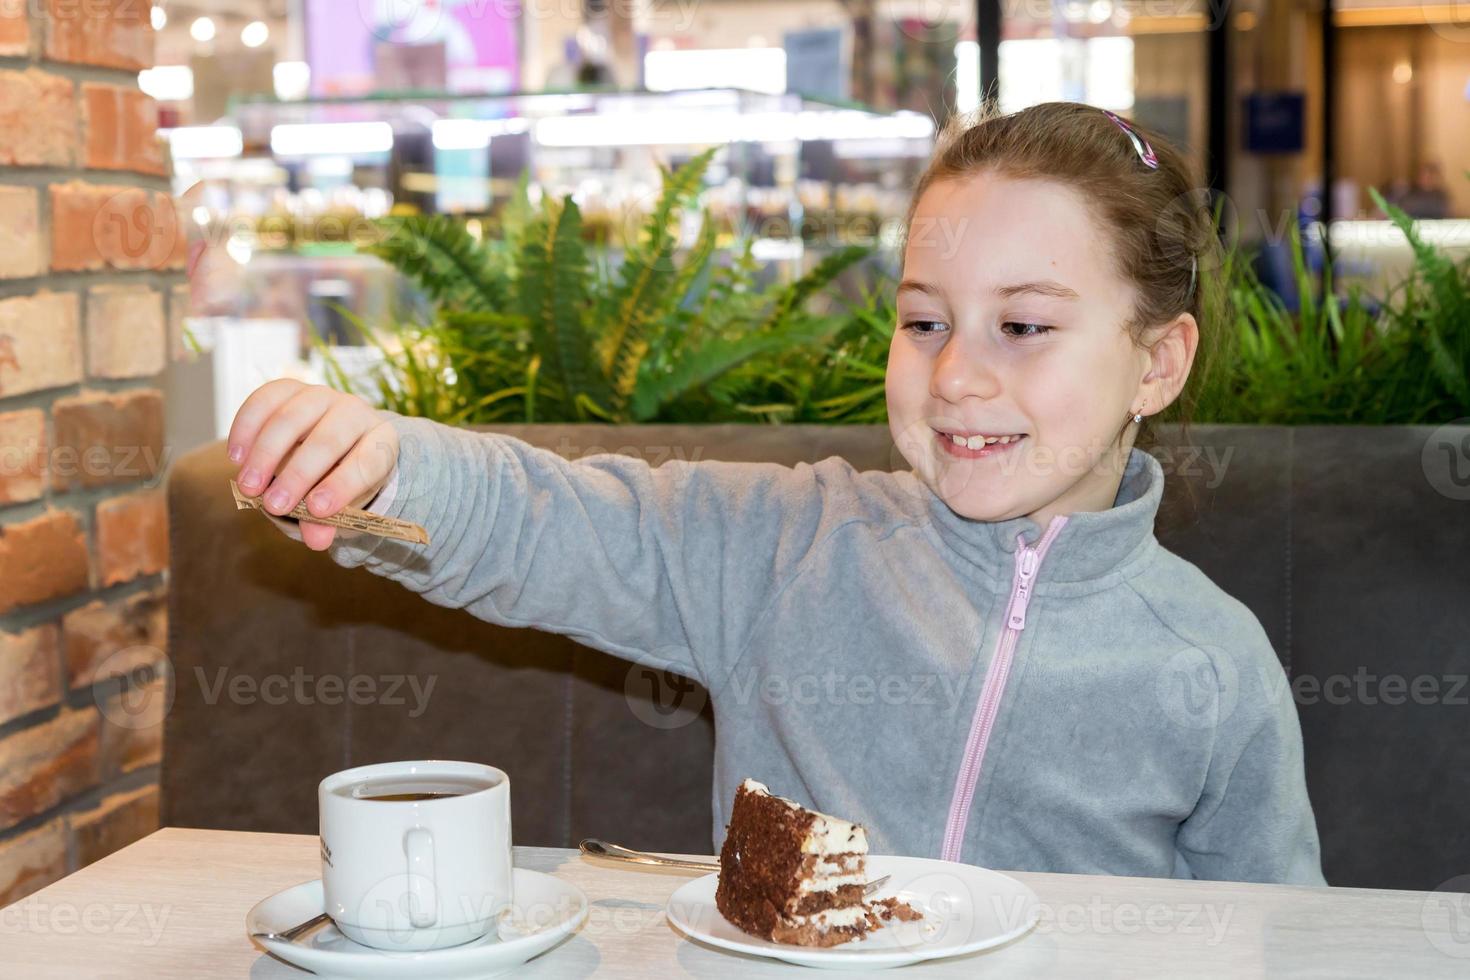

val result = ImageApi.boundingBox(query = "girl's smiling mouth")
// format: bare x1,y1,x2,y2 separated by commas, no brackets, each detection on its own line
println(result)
933,428,1028,460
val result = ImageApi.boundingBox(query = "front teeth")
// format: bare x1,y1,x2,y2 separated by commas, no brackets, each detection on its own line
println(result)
949,433,1020,449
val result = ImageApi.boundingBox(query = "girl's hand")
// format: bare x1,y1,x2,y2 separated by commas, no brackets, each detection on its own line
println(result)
226,379,400,551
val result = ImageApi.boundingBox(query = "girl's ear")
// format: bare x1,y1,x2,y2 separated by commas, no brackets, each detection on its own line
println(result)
1138,312,1199,412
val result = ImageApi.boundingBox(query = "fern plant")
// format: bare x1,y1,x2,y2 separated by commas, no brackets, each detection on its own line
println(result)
1199,221,1402,425
341,149,871,425
707,275,898,424
1369,186,1470,418
1191,195,1470,426
332,164,1470,428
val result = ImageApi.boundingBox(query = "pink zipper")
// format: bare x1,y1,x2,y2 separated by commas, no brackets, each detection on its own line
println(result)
940,515,1069,863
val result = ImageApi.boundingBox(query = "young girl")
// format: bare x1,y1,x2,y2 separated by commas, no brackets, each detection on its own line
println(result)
228,102,1326,886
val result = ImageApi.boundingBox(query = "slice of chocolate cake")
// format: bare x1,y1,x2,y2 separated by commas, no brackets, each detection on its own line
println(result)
716,778,915,947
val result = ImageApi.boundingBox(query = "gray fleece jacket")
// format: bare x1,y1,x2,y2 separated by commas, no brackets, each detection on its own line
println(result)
305,412,1326,886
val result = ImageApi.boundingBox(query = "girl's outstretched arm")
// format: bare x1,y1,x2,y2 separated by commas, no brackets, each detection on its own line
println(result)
309,411,833,691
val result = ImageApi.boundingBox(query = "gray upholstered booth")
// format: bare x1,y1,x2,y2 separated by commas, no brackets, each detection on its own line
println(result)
162,423,1470,892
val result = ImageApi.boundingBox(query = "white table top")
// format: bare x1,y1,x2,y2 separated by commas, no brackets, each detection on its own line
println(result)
0,827,1465,978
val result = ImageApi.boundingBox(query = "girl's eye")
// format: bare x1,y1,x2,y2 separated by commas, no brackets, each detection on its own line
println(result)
1002,322,1053,337
900,320,947,336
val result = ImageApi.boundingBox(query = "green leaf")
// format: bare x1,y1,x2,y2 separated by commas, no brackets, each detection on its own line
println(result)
761,245,870,332
597,148,720,405
515,196,608,418
630,314,841,421
368,215,508,314
1426,326,1470,405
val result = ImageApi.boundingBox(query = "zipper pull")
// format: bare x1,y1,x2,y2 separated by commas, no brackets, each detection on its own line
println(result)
1008,546,1038,631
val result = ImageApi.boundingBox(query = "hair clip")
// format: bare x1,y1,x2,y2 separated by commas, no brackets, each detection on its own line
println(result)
1101,109,1158,170
1188,254,1197,298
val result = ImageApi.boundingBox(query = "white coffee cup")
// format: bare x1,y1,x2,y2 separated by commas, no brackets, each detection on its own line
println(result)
318,760,513,951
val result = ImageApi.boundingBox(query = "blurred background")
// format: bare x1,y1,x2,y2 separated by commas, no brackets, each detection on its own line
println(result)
147,0,1470,443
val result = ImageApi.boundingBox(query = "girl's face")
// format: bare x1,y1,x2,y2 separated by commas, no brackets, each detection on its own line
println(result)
887,171,1177,528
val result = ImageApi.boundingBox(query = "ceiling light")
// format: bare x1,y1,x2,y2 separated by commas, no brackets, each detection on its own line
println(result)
163,125,244,159
139,65,193,101
273,61,310,100
242,21,269,48
271,122,393,157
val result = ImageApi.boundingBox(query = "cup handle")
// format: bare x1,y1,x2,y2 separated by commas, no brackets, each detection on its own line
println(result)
405,828,436,928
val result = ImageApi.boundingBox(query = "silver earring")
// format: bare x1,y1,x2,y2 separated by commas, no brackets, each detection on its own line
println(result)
1132,411,1144,424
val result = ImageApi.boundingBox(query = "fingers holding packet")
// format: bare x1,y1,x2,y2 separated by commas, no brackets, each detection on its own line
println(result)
225,379,406,551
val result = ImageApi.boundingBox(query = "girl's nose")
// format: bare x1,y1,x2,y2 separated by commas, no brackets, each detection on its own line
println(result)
930,338,1002,402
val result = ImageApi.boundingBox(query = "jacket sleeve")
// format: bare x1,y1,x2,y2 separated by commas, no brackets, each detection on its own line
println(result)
1174,642,1328,886
306,412,835,691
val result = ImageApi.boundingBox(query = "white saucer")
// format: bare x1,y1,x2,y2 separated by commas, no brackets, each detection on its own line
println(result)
666,854,1039,970
246,869,587,979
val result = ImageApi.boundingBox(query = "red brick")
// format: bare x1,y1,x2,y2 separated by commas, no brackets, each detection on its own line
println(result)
0,186,44,280
45,0,152,71
0,69,77,168
0,510,90,615
0,710,100,831
0,624,61,727
0,408,46,505
49,182,112,272
0,291,82,397
95,489,167,586
69,784,158,868
98,671,166,775
50,389,164,493
51,183,181,273
0,820,67,906
86,284,165,379
62,589,165,689
82,83,164,176
0,0,30,57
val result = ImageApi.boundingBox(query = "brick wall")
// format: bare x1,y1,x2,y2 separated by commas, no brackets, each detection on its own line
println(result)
0,0,183,905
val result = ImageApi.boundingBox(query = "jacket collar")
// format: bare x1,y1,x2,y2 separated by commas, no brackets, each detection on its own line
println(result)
921,446,1163,586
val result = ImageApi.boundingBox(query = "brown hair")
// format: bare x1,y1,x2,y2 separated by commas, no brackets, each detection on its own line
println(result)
903,101,1227,449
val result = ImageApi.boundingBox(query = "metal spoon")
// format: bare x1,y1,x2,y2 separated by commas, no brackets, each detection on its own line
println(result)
578,838,892,895
250,911,331,946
